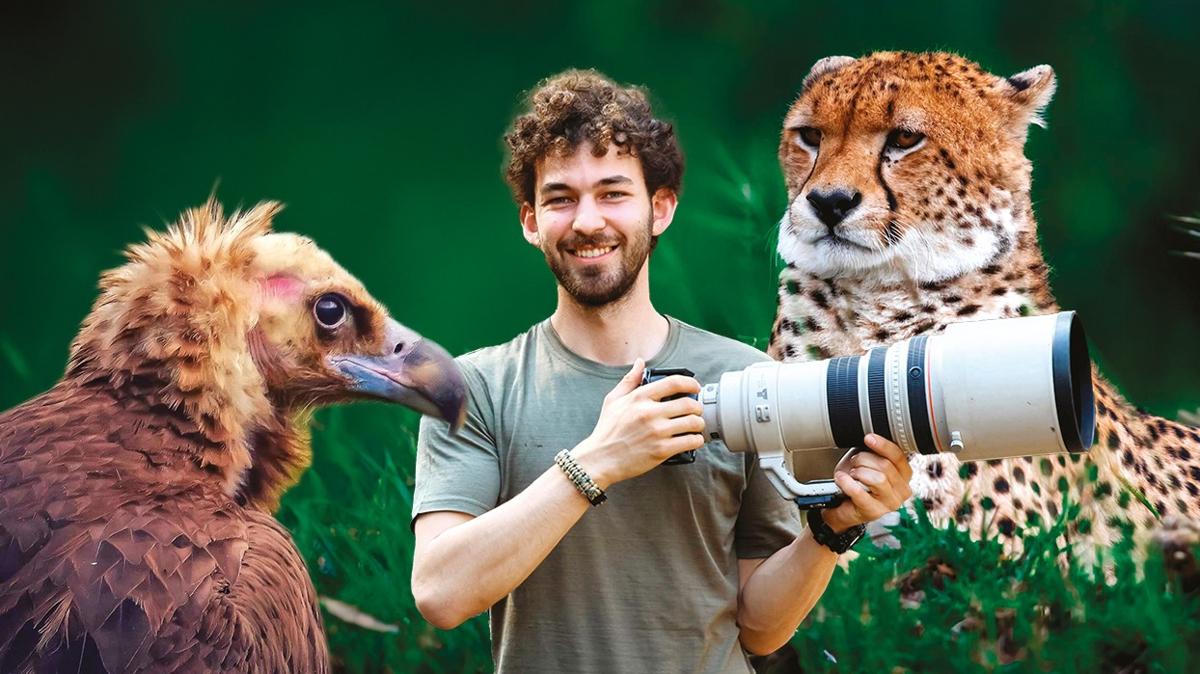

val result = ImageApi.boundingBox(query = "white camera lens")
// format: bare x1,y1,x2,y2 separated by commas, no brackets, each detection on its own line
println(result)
700,312,1095,484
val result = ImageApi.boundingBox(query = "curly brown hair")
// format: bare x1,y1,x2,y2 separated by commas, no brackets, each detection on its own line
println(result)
503,69,684,205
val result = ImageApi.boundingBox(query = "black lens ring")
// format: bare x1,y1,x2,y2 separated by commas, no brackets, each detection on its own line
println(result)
905,336,939,455
866,347,893,442
1052,311,1095,452
826,355,863,448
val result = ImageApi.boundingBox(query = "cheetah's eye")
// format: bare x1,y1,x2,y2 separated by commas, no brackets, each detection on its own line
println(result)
886,129,926,150
793,126,823,148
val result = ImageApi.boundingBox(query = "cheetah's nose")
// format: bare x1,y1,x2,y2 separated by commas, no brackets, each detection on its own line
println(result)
807,189,863,228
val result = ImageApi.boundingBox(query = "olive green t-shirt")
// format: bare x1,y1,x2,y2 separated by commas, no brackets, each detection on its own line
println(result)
414,316,803,674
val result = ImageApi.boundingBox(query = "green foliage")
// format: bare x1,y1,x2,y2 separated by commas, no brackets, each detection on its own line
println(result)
278,407,492,674
4,0,1200,418
1174,215,1200,262
793,503,1200,673
285,409,1200,673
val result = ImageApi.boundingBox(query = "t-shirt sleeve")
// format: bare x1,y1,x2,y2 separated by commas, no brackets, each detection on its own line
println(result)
734,455,804,558
412,360,501,524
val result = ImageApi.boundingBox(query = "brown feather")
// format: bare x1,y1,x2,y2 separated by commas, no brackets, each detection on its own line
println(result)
1,201,332,673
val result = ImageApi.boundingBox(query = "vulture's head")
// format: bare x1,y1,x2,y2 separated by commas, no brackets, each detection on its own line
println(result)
66,199,466,507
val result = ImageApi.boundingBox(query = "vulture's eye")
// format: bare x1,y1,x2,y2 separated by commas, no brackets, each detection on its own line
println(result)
313,294,348,330
886,129,926,150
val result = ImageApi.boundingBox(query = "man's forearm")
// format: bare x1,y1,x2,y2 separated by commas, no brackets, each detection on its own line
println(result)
737,434,914,654
412,464,590,628
735,528,841,655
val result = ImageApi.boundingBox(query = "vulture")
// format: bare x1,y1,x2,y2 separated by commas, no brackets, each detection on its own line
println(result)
0,200,466,673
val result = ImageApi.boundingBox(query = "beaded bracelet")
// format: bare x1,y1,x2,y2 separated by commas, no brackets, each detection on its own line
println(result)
554,449,607,506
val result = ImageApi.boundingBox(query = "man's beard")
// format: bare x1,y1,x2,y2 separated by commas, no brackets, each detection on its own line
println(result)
543,216,654,308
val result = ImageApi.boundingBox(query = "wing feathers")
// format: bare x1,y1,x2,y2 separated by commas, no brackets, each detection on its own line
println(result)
1,385,328,672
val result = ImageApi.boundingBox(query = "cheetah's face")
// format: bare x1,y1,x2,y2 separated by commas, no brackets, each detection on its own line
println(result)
777,52,1056,284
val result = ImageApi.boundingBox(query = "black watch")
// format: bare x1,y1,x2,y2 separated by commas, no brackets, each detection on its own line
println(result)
806,508,866,554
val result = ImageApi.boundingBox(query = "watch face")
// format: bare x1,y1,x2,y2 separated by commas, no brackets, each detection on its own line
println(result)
842,526,865,549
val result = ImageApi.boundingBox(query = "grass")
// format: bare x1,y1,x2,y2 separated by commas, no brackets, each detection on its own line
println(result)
791,503,1200,673
284,405,1200,673
277,406,492,674
1171,215,1200,262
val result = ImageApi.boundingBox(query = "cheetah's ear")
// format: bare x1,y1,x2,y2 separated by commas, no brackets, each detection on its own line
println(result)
1004,64,1057,130
802,55,856,91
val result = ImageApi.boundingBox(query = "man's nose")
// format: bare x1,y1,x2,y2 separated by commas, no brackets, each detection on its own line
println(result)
572,197,606,235
806,188,862,228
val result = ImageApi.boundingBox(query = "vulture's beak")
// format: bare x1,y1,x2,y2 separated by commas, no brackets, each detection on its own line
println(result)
329,319,467,431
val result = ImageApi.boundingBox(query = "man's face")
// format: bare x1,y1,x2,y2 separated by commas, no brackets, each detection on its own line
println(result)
520,143,676,307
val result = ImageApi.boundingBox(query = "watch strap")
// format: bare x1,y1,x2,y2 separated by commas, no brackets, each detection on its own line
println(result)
806,508,865,554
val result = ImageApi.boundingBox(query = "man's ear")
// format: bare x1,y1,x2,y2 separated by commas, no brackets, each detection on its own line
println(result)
650,188,678,237
519,202,541,247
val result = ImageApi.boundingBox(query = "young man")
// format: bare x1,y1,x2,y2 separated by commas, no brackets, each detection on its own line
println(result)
411,70,912,673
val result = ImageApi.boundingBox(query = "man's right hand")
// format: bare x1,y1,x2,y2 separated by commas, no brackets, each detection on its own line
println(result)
571,358,705,489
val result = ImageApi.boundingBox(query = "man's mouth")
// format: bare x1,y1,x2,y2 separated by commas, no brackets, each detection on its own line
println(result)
568,244,618,260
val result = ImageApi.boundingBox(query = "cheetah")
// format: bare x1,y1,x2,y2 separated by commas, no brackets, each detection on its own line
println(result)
766,51,1200,555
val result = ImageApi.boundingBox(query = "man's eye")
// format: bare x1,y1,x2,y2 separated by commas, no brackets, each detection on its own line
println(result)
793,126,823,148
601,191,628,199
544,196,572,206
886,129,926,150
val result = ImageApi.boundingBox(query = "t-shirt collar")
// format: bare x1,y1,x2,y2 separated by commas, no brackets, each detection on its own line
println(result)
538,314,684,380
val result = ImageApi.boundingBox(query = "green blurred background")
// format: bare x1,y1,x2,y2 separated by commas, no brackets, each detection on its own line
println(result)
2,1,1198,671
3,0,1199,413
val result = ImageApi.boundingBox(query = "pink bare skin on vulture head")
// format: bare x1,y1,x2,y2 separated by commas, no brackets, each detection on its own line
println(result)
0,199,466,673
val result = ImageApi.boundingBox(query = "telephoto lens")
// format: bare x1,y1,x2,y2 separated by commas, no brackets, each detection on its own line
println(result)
640,367,699,465
698,311,1096,507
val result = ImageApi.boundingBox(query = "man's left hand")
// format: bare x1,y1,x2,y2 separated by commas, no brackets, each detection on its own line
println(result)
823,433,913,533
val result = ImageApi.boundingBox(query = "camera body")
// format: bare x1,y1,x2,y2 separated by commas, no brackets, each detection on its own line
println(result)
640,367,698,465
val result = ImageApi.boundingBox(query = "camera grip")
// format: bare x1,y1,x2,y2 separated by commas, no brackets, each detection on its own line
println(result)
640,367,699,465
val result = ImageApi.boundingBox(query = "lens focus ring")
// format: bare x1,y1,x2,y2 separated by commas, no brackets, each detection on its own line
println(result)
867,347,893,442
826,356,863,448
905,336,939,455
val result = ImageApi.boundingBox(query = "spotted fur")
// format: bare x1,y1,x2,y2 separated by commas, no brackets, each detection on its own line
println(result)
768,51,1200,554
